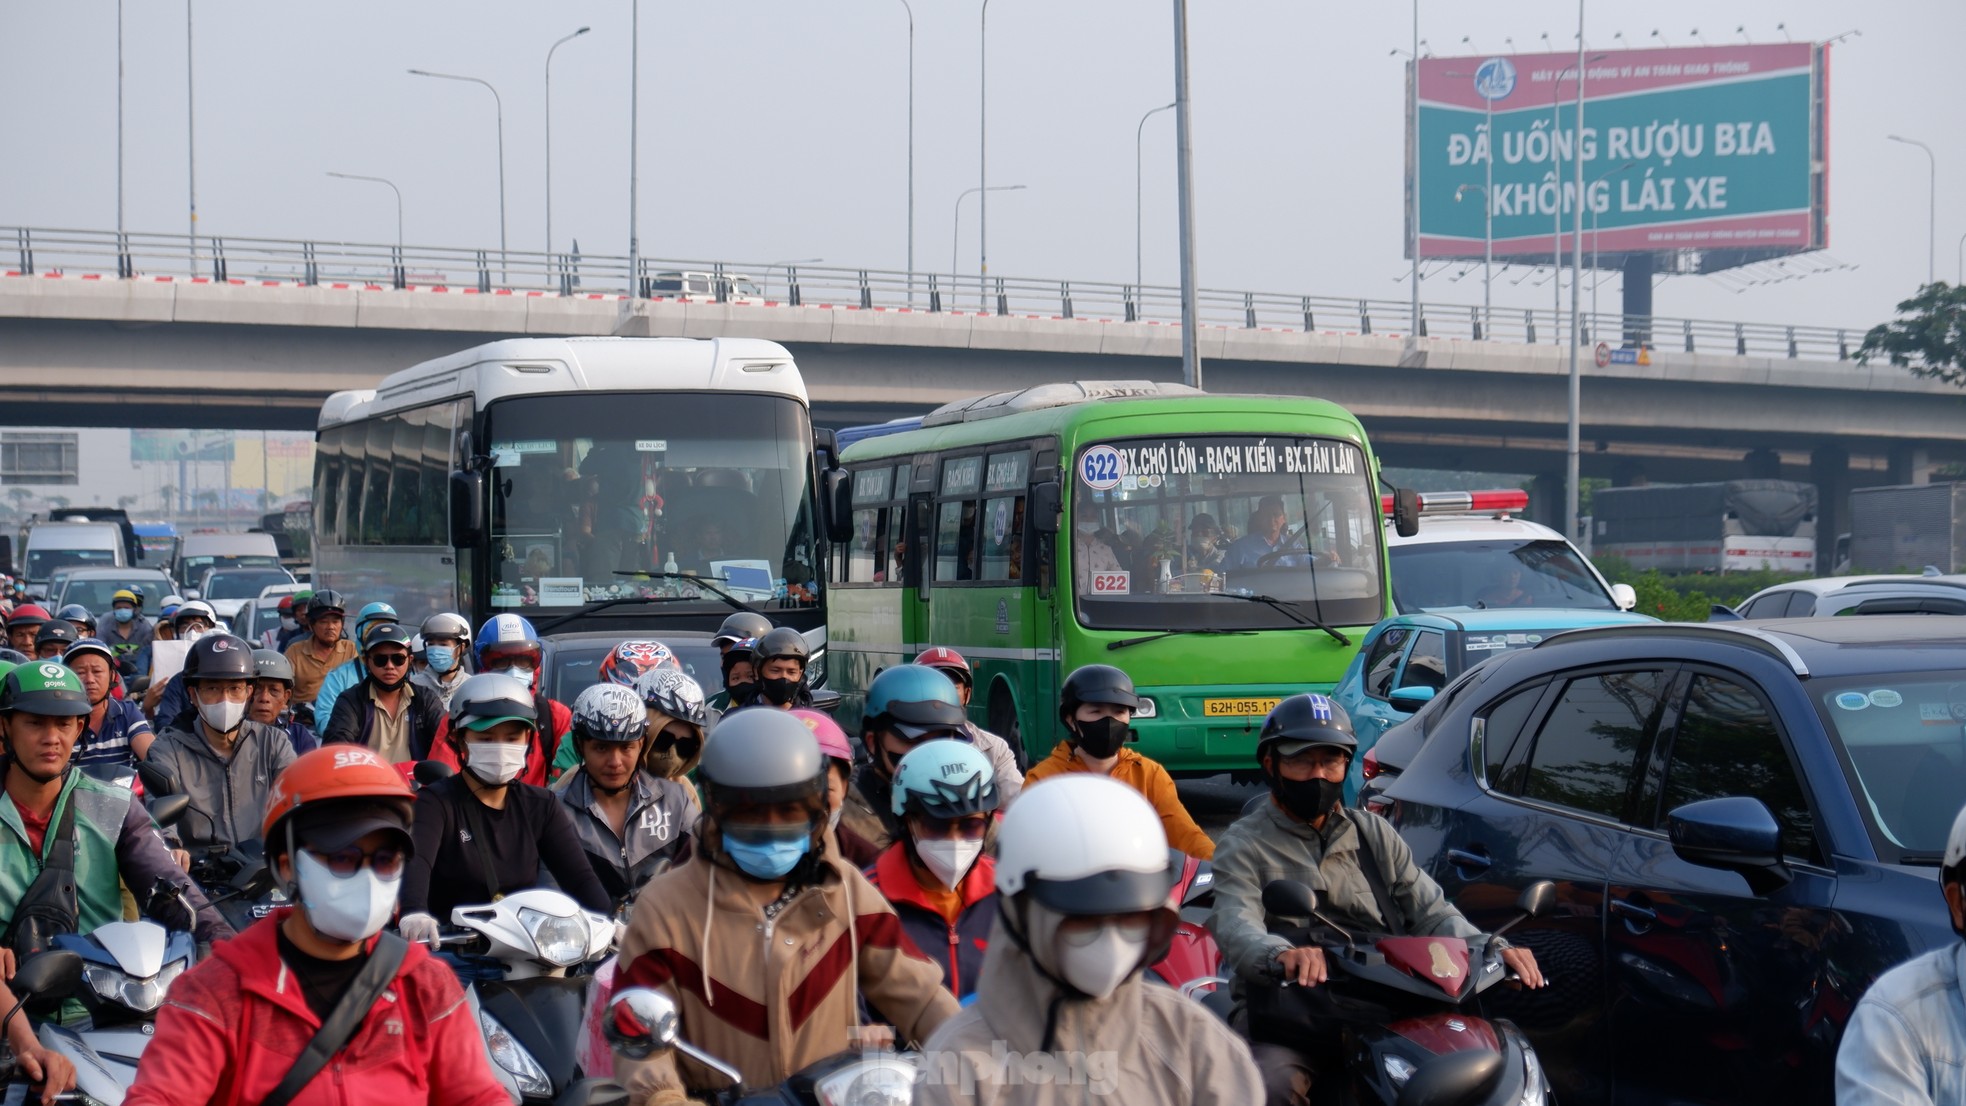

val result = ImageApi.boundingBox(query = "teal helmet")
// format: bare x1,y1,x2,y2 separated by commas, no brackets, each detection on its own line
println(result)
891,738,999,819
354,602,400,643
863,664,967,739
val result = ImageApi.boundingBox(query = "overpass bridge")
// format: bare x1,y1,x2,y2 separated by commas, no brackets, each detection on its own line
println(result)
3,225,1961,555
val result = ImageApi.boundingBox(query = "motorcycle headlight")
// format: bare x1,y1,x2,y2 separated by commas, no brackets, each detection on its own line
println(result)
1383,1054,1417,1090
813,1055,919,1106
479,1009,552,1098
84,958,188,1014
519,905,591,967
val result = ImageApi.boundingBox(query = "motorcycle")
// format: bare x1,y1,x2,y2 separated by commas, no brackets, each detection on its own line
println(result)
1149,854,1223,999
438,890,616,1105
0,950,85,1106
1247,878,1558,1106
185,840,283,934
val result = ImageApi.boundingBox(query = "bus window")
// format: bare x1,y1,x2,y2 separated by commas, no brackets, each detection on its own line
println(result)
979,450,1030,582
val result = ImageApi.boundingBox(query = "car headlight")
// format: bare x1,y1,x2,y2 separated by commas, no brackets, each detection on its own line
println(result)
480,1009,553,1098
519,905,591,967
84,958,188,1014
1383,1054,1417,1089
1134,697,1158,719
813,1055,919,1106
807,646,828,689
1519,1044,1548,1106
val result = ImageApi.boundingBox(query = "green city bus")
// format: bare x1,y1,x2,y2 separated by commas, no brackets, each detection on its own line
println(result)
827,380,1402,775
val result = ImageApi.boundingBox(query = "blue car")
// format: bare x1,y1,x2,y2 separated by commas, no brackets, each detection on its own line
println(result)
1330,608,1656,801
1382,616,1963,1105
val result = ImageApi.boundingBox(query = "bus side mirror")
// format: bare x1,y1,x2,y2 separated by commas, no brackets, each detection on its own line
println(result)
822,469,853,545
1392,487,1421,538
1031,481,1062,535
450,470,485,549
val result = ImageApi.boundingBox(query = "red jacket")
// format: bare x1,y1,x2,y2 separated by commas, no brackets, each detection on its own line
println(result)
124,910,507,1106
427,696,572,788
864,846,998,1000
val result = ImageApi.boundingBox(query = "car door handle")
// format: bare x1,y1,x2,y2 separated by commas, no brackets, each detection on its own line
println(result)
1446,848,1491,872
1609,898,1658,924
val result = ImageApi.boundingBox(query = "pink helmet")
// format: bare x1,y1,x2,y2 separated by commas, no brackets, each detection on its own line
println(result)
789,707,853,765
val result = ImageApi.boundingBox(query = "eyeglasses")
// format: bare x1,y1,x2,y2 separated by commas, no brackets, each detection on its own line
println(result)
306,844,408,879
652,728,701,759
912,813,991,841
367,652,411,668
1057,911,1156,946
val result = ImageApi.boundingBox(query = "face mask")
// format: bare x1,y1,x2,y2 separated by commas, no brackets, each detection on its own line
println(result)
722,825,811,881
759,677,801,706
1071,717,1130,760
114,609,135,625
915,838,983,891
646,747,685,780
279,616,298,631
1055,923,1149,1000
371,669,409,692
498,664,535,684
827,805,844,833
425,646,457,673
180,628,206,645
1272,774,1344,823
294,849,400,943
198,698,248,734
726,681,759,707
465,741,528,786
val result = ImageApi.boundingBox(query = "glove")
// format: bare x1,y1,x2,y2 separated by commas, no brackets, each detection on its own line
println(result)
398,912,441,947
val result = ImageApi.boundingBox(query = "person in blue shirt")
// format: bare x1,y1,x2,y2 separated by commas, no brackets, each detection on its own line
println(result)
65,637,156,766
249,648,319,755
1223,499,1303,570
312,602,399,725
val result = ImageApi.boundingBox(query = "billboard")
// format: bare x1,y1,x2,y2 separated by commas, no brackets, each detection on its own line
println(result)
1410,44,1827,266
130,429,235,463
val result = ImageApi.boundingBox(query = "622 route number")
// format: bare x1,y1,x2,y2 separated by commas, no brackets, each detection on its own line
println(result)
1080,445,1125,490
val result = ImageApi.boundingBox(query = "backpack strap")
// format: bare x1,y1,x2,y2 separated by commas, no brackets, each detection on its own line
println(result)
259,932,410,1106
1344,809,1406,937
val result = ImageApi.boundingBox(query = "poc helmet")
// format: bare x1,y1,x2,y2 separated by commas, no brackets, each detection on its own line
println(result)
449,672,539,736
474,614,542,671
599,640,679,688
634,668,708,728
1256,693,1357,763
892,739,999,820
252,648,296,686
711,612,774,649
863,665,967,740
571,683,650,746
1058,664,1140,725
183,633,258,683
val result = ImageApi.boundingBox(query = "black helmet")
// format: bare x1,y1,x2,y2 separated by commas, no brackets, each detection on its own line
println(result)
307,589,348,618
1058,664,1140,724
56,604,94,630
712,612,774,648
697,707,826,809
33,621,80,652
361,622,415,653
252,648,295,685
1256,694,1357,760
754,627,810,667
183,634,258,683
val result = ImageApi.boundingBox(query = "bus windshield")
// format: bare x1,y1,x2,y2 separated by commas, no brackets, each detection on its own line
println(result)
1073,435,1383,631
483,392,821,611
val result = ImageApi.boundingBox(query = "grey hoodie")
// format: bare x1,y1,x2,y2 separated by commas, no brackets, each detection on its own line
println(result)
146,717,296,852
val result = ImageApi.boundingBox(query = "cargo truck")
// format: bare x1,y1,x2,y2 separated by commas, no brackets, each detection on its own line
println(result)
1590,480,1818,574
1841,482,1966,573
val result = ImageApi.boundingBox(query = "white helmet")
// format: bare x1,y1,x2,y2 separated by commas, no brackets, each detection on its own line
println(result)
996,775,1178,914
1946,801,1966,870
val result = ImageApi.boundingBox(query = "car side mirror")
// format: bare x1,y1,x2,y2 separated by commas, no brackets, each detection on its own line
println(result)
1707,604,1742,623
1611,583,1637,611
822,468,853,545
1030,481,1062,535
1261,879,1318,919
1388,685,1436,714
449,470,486,549
146,794,191,829
1667,796,1793,895
1392,487,1422,539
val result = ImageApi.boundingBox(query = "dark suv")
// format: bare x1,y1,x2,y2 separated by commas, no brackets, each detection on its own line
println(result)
1381,616,1962,1105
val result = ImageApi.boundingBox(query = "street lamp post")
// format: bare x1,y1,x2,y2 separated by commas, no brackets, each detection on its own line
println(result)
1957,229,1966,285
409,68,508,282
1407,0,1420,336
1566,12,1589,547
1136,102,1175,297
544,27,591,270
979,0,993,313
629,0,640,296
898,0,915,304
1887,134,1936,284
325,173,404,251
954,185,1025,308
1588,161,1638,327
1173,0,1201,386
186,0,196,270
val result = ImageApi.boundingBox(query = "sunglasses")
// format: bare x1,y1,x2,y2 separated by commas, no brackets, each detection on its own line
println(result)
367,652,411,668
652,728,701,758
1057,911,1156,946
912,814,991,842
306,844,408,879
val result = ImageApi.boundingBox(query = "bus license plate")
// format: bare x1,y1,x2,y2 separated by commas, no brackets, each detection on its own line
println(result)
1204,697,1281,717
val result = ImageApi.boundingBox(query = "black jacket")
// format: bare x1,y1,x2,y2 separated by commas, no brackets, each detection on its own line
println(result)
321,677,445,762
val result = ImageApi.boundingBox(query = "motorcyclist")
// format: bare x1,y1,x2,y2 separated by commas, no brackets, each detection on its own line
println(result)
1207,693,1544,1106
1023,664,1215,859
65,638,156,766
917,774,1262,1105
749,626,815,709
423,614,573,787
281,588,355,707
146,600,220,722
6,606,51,655
791,706,877,865
556,683,697,907
841,664,971,857
708,635,759,712
313,602,401,724
612,708,958,1103
710,611,772,657
596,639,679,688
397,673,609,937
248,649,319,755
1835,799,1966,1104
144,634,298,855
124,744,509,1106
55,605,95,639
103,588,154,665
130,596,184,680
864,740,1001,1000
31,620,78,662
913,645,1025,799
408,612,472,710
321,623,444,764
254,596,293,650
273,590,312,652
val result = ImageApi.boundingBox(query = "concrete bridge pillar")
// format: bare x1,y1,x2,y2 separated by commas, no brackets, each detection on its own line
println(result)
1527,471,1566,535
1810,444,1851,575
1887,445,1934,486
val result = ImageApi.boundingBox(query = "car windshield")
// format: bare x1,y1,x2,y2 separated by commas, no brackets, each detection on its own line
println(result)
1813,673,1966,863
58,574,172,615
203,570,294,600
26,549,117,580
484,392,821,612
182,554,282,582
1072,435,1383,630
545,638,726,704
1391,539,1615,612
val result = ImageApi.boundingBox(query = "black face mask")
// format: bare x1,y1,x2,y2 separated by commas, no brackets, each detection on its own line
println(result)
759,677,801,706
726,680,759,706
1272,774,1344,823
1071,716,1131,759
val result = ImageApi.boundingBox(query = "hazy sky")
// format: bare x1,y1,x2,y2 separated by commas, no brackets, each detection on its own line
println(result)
2,1,1959,333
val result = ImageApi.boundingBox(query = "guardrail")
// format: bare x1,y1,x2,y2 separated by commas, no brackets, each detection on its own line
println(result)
3,225,1861,362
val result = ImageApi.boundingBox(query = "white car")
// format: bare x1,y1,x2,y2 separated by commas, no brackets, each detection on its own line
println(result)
1386,490,1636,614
196,568,299,623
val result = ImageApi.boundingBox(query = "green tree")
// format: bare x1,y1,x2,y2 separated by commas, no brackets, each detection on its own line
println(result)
1858,282,1966,386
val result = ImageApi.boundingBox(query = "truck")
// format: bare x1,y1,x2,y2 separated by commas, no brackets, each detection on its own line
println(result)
1589,480,1818,575
1842,482,1966,573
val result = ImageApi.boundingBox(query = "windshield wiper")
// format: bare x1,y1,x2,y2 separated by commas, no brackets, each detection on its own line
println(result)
533,594,694,634
1108,628,1257,651
1213,592,1351,647
612,571,761,615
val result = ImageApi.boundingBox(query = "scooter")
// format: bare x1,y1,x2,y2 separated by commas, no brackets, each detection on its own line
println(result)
1246,878,1558,1106
0,950,86,1106
1148,854,1223,998
439,889,616,1105
185,840,283,934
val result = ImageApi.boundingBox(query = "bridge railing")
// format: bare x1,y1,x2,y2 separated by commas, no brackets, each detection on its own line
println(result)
4,225,1858,362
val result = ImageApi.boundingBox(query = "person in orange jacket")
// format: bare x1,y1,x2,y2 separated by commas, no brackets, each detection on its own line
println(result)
1022,664,1215,859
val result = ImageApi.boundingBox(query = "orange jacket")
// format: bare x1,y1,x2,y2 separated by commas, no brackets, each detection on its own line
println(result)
1022,741,1215,859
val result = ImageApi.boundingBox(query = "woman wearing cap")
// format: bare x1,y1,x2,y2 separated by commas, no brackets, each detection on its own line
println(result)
123,744,509,1106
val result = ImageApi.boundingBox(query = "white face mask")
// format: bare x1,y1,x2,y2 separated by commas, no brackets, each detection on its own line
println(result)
180,628,206,645
280,617,298,631
498,665,535,684
294,849,401,942
826,805,844,833
465,741,528,786
1054,923,1148,1001
915,838,983,891
197,698,248,735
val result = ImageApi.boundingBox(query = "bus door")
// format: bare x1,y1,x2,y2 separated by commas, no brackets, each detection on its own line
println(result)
903,456,935,657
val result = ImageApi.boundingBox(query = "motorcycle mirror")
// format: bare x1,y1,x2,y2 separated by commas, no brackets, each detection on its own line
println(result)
605,988,681,1060
0,949,82,1040
413,759,456,786
135,759,177,796
146,793,192,829
1495,880,1557,937
1395,1048,1506,1106
1261,879,1318,919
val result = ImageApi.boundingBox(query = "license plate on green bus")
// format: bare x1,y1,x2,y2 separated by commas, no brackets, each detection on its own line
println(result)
1204,697,1281,717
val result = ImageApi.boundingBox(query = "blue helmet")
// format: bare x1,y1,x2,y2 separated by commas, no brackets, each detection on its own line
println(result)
864,664,967,739
353,602,400,644
475,613,542,666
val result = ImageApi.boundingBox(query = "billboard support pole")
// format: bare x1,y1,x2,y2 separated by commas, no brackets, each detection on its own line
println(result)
1565,1,1585,546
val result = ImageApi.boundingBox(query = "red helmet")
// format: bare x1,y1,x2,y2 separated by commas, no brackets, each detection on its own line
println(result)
277,596,295,612
7,605,51,631
913,646,972,686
